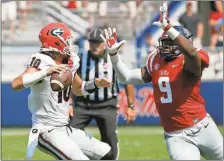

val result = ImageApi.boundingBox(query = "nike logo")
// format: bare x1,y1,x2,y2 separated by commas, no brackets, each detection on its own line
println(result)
204,123,209,128
172,64,178,67
48,129,54,133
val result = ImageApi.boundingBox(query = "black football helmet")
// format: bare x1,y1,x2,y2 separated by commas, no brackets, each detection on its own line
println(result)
158,26,193,62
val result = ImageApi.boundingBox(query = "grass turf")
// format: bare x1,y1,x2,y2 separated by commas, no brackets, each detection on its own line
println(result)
1,126,223,160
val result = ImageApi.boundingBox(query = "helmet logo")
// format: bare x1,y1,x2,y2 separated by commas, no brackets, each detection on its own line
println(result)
50,28,64,36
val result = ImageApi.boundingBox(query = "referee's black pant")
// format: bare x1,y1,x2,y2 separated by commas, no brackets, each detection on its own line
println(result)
69,97,118,160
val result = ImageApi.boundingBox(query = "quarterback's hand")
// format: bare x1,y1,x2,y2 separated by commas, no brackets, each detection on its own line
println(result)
124,107,136,123
47,64,69,76
100,27,126,55
152,2,171,31
95,78,113,88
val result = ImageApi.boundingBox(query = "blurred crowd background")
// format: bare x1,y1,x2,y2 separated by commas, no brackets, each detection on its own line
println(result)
2,1,223,48
2,0,223,81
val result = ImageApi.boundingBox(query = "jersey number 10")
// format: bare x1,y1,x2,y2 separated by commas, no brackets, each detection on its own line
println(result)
30,57,41,68
158,77,173,104
58,86,72,103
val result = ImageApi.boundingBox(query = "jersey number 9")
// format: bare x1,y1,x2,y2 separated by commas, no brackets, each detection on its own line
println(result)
158,77,173,104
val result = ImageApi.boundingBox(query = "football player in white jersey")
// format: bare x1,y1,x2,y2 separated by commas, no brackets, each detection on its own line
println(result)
11,22,113,160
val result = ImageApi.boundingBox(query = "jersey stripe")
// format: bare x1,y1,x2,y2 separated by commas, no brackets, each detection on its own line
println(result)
146,49,157,75
89,58,96,100
149,50,158,73
103,54,108,101
94,58,99,101
39,134,71,160
85,53,91,100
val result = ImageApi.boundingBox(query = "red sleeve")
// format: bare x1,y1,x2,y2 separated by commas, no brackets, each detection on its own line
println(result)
196,48,209,68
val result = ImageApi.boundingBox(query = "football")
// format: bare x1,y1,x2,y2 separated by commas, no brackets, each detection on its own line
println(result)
50,70,73,92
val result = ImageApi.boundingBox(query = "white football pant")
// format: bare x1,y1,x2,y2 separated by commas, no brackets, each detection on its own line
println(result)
37,125,111,160
165,114,223,160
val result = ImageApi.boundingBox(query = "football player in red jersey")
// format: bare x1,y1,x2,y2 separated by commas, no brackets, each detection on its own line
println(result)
100,3,223,160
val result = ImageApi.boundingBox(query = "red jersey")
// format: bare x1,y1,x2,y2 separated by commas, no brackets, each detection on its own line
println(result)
146,49,209,132
67,1,77,9
209,11,224,34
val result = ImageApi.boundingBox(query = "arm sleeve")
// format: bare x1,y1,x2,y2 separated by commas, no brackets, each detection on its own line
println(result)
110,54,144,84
23,70,48,88
23,53,55,88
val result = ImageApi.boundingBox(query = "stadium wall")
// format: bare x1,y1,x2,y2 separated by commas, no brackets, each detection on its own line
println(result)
1,81,223,126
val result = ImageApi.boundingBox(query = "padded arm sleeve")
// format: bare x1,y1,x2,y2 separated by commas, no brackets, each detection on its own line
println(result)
22,69,48,88
24,53,53,88
110,54,144,84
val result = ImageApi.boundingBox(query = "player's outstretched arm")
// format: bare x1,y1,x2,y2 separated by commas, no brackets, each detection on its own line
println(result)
153,2,201,77
100,27,152,84
11,67,40,90
110,54,151,84
173,33,201,77
71,73,112,96
11,64,69,90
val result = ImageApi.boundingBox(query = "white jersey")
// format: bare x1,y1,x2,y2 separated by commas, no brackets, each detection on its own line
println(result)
26,52,79,127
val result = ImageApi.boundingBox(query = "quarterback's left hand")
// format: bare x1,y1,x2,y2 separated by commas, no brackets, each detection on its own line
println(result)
152,2,171,31
95,78,113,88
100,27,126,56
124,107,136,123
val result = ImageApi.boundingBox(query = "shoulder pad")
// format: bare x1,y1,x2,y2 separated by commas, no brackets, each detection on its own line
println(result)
27,53,56,69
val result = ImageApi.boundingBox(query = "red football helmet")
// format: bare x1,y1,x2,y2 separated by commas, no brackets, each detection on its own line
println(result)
39,22,78,56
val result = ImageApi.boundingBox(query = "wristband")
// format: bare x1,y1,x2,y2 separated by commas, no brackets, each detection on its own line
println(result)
163,23,172,31
128,104,135,110
166,26,180,40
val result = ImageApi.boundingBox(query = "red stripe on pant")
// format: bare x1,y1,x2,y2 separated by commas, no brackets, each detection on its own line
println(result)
39,134,72,160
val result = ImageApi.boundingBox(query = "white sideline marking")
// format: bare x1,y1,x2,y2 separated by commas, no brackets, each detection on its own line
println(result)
2,130,29,136
2,128,164,136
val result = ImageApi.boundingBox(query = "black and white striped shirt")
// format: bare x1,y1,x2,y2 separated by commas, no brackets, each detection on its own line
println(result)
77,50,119,102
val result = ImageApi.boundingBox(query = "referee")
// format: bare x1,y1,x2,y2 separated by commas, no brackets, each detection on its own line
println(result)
69,28,136,160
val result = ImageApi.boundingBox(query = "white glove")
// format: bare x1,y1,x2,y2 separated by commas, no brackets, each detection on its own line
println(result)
152,2,170,30
46,64,69,76
152,2,179,40
100,27,126,55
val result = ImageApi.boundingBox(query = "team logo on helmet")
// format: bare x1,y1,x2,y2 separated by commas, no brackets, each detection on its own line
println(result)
50,28,64,36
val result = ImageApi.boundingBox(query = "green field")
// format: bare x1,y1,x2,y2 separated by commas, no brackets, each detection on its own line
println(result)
1,126,223,160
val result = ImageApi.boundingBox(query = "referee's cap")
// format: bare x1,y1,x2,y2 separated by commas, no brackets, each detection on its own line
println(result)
88,28,104,43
